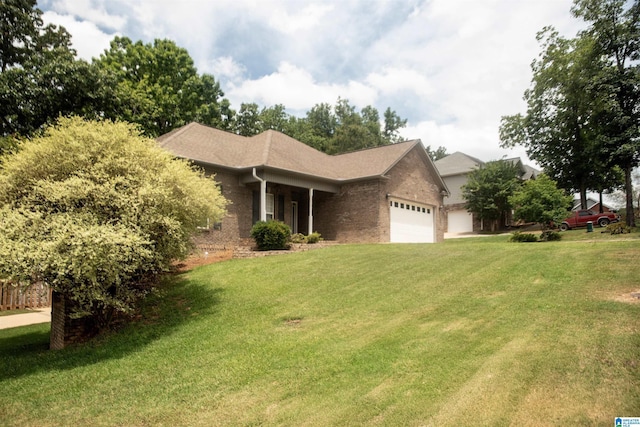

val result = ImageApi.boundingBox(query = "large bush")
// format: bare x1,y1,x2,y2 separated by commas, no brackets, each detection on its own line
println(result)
0,117,227,321
250,221,291,250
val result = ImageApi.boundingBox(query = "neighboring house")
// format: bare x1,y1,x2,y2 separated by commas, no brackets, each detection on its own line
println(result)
434,152,484,234
572,197,614,213
434,152,540,233
158,123,449,244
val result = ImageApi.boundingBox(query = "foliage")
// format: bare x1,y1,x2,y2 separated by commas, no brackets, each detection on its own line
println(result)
94,36,233,137
499,27,614,207
0,117,227,322
572,0,640,227
426,145,449,161
539,230,562,241
306,232,323,244
509,232,539,242
605,222,631,234
509,174,573,230
462,160,522,231
250,221,292,250
290,233,307,244
501,0,640,227
0,0,112,137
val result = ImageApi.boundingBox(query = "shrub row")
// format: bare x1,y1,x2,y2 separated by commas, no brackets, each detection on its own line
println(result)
510,230,561,243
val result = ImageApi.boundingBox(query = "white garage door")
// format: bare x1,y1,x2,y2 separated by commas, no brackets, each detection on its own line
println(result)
389,199,435,243
448,209,473,233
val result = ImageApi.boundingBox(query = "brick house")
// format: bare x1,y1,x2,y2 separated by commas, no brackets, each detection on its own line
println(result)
158,123,449,244
434,152,540,234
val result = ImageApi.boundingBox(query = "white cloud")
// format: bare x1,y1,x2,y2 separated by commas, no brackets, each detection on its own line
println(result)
268,3,335,35
42,11,117,60
48,0,127,31
227,61,378,111
38,0,587,166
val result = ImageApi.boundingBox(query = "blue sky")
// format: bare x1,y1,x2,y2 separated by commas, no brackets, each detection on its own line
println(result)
39,0,585,164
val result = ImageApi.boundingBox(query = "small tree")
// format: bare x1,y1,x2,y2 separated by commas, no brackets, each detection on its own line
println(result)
509,174,573,230
462,160,522,231
0,117,227,342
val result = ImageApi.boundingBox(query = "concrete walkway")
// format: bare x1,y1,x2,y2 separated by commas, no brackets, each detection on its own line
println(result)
0,308,51,330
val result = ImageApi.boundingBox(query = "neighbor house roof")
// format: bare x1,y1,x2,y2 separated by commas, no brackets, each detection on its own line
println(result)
434,151,484,177
158,122,447,190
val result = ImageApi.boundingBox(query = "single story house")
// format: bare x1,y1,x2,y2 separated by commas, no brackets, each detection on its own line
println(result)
572,197,614,213
158,123,449,244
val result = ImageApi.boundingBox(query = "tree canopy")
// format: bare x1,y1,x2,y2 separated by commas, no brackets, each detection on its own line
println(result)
0,0,110,137
94,36,233,137
500,0,640,227
462,160,522,231
509,174,573,229
0,117,227,323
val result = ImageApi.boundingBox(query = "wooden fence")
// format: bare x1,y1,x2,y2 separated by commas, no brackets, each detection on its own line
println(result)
0,281,52,311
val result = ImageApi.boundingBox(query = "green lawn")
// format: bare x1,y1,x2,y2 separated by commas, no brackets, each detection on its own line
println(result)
1,234,639,426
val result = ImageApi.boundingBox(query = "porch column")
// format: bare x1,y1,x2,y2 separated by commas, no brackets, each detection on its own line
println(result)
252,168,267,222
308,188,314,235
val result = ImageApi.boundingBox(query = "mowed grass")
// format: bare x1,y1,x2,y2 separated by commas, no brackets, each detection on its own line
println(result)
1,235,639,426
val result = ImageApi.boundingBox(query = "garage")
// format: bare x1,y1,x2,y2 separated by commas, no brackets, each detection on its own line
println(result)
389,199,435,243
447,209,473,234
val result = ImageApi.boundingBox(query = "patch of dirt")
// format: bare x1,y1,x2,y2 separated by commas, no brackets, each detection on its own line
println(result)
173,249,234,272
611,291,640,304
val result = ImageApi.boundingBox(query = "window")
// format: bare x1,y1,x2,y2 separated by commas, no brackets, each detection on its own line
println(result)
266,193,274,220
411,205,416,211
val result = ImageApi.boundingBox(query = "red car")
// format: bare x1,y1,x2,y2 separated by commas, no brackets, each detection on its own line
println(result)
559,209,620,231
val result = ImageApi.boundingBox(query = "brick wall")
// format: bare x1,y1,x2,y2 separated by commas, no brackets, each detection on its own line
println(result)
50,292,98,350
381,147,446,242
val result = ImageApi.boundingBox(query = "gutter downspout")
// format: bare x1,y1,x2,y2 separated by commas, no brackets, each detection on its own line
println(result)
308,188,314,235
253,168,267,222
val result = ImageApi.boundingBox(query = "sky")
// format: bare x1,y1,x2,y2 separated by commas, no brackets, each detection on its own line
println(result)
38,0,586,165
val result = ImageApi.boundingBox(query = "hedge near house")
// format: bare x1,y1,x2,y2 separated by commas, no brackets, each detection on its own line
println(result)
0,117,227,348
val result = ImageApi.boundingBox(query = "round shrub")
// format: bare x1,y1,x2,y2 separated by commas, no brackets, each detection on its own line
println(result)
306,232,323,244
250,221,292,250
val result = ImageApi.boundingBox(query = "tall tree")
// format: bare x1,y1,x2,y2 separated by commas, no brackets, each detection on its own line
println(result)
234,102,261,136
95,37,232,136
572,0,640,226
500,27,610,208
0,0,41,72
259,104,290,133
462,160,522,231
0,0,110,137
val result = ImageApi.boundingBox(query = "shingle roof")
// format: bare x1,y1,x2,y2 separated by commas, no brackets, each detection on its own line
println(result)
434,151,484,176
158,122,442,184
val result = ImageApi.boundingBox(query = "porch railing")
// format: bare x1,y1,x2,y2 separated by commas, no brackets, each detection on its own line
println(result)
0,281,52,311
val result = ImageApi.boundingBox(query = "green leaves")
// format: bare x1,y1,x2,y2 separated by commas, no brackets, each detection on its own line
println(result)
462,160,522,231
509,174,573,228
0,117,227,320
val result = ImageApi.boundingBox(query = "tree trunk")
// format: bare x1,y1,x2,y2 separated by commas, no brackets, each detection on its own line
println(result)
625,166,636,227
598,191,604,214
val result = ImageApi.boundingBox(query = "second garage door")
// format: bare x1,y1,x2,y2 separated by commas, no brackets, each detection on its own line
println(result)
389,199,435,243
447,209,473,234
